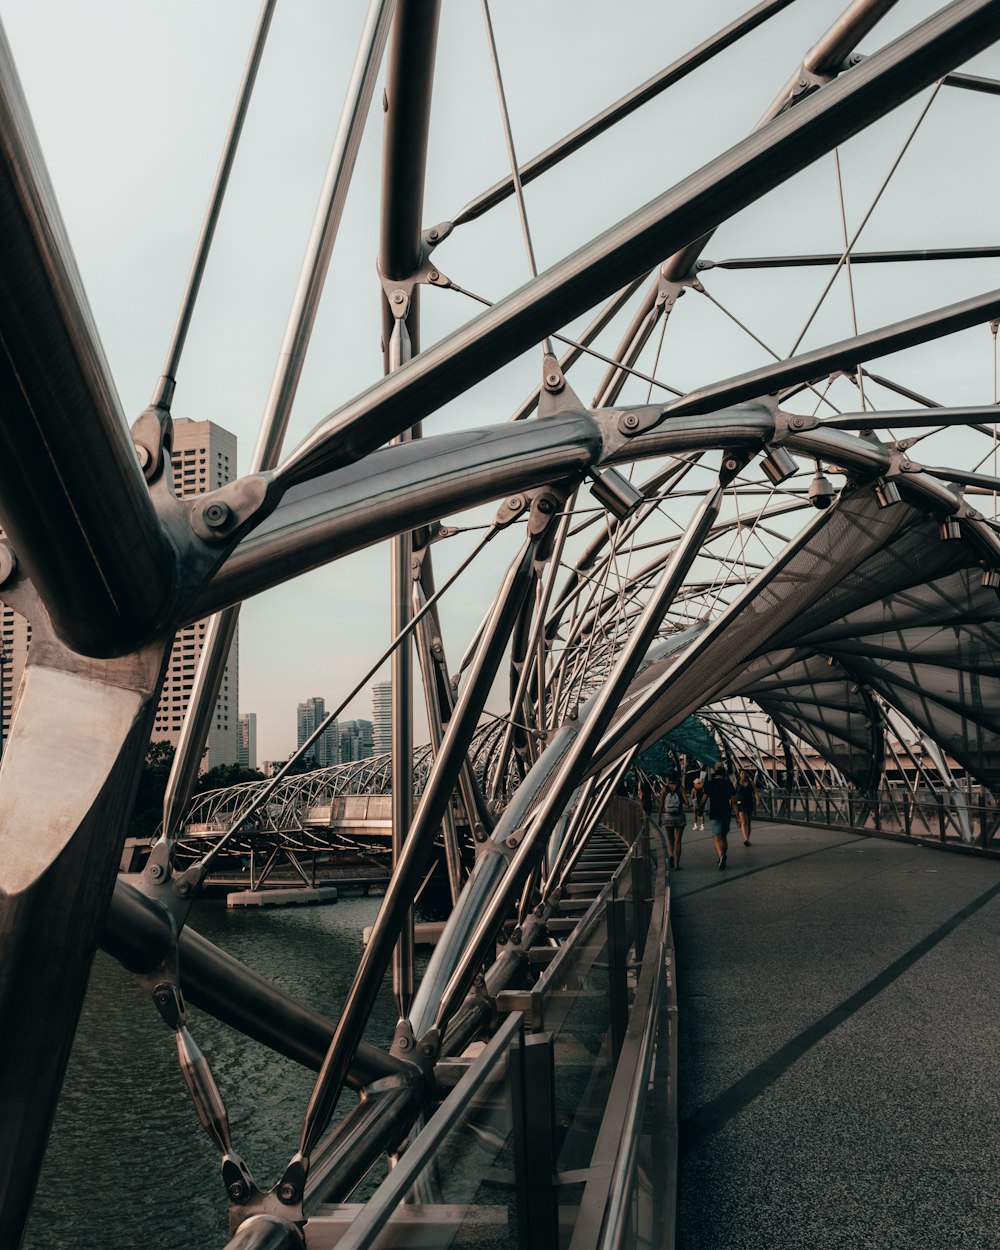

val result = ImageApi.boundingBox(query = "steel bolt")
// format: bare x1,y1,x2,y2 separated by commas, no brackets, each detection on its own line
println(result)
791,415,805,429
428,228,439,242
392,290,406,305
396,1035,411,1051
176,881,192,898
134,442,150,469
429,270,440,282
545,371,561,389
724,457,738,472
507,495,524,511
153,989,171,1007
278,1183,297,1203
203,501,230,530
228,1182,248,1202
148,863,163,879
622,413,640,430
421,1042,435,1057
536,497,554,515
506,835,519,849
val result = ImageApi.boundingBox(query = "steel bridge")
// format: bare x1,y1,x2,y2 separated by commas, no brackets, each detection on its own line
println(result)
3,2,1000,1247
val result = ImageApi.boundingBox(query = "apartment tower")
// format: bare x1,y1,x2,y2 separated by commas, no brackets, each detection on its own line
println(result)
151,418,239,768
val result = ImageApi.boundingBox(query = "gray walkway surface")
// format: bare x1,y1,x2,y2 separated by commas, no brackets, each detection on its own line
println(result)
670,820,1000,1250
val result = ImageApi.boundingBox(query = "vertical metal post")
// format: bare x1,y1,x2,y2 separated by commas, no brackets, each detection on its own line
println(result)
903,791,912,837
937,794,947,841
631,834,651,962
389,319,415,1018
510,1029,558,1250
607,897,629,1066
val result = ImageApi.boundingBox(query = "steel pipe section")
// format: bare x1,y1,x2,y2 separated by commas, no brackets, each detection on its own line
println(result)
103,879,405,1087
276,0,1000,488
189,412,604,619
0,21,173,655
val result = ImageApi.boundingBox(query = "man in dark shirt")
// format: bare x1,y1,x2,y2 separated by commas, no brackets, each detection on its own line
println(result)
704,761,736,869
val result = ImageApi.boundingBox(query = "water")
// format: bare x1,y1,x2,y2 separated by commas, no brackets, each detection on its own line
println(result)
22,894,400,1250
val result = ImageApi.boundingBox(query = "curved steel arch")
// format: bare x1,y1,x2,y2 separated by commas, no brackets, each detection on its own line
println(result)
2,2,1000,1247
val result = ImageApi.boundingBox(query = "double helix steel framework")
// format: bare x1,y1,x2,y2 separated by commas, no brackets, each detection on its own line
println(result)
3,1,1000,1246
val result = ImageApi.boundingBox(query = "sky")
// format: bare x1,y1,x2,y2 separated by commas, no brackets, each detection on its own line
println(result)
2,0,999,762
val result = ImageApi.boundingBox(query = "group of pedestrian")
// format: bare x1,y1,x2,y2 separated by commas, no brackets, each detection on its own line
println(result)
654,763,759,870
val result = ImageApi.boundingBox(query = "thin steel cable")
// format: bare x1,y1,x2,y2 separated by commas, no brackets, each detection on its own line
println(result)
788,82,942,356
188,526,497,876
479,0,553,356
696,284,842,415
833,148,865,410
448,280,684,396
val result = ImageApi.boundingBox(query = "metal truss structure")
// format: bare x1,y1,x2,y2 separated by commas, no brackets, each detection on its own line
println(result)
3,1,1000,1246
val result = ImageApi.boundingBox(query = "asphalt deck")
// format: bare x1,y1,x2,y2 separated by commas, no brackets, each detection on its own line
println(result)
668,819,1000,1250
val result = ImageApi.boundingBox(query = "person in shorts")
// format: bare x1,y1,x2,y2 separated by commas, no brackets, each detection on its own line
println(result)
658,771,688,869
704,761,736,869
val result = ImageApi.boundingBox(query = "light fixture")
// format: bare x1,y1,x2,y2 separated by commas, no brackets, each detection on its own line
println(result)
939,518,962,541
588,468,643,520
873,476,901,508
760,445,798,486
982,568,1000,590
808,469,835,510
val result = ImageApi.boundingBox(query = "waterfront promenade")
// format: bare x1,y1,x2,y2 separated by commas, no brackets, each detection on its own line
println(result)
671,821,1000,1250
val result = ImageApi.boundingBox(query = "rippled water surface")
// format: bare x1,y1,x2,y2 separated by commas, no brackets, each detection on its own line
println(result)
24,894,397,1250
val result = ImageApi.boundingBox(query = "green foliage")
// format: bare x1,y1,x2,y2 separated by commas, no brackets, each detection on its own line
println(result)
196,762,265,792
637,714,721,778
129,740,177,839
128,743,266,839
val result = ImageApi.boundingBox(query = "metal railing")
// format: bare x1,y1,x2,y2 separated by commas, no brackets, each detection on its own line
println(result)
293,822,676,1250
762,786,1000,852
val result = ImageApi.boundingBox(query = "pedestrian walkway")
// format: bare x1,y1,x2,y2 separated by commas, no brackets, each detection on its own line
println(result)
670,820,1000,1250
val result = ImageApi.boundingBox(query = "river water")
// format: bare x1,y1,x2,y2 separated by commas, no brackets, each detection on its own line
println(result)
23,894,399,1250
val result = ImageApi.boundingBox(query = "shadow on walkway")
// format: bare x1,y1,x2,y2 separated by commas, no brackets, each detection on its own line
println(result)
671,820,1000,1250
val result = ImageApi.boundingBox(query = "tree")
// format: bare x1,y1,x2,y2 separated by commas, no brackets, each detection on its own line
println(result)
129,740,177,839
195,762,265,792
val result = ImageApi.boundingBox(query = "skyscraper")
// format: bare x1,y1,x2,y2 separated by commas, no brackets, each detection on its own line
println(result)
237,713,257,770
339,719,374,763
372,681,392,755
150,418,239,768
297,697,338,768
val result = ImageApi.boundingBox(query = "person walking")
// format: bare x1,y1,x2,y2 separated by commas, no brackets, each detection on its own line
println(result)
690,775,706,831
735,768,760,846
658,771,688,869
704,761,736,869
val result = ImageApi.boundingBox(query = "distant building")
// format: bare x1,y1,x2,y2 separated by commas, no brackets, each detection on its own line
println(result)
237,713,257,770
372,681,392,754
151,418,239,769
0,561,30,757
297,696,338,768
340,719,374,763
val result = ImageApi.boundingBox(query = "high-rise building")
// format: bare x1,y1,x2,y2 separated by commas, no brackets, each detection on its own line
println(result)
151,418,239,768
237,713,257,770
339,719,374,763
0,585,30,757
372,681,392,755
297,696,338,768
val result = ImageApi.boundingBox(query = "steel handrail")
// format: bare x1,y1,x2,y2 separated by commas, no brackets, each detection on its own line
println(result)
569,826,675,1250
317,1011,524,1250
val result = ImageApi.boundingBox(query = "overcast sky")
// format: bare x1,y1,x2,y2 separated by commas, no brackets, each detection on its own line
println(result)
3,1,999,761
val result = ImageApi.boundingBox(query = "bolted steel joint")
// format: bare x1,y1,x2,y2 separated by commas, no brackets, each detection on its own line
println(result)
202,501,231,531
